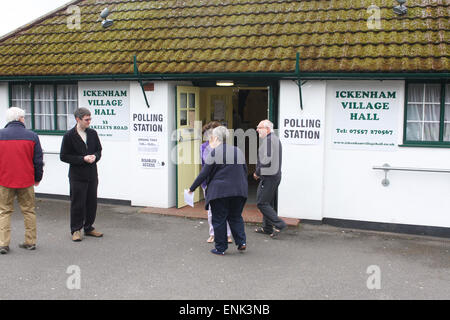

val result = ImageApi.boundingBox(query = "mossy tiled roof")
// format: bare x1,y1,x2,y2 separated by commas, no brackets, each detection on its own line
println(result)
0,0,448,76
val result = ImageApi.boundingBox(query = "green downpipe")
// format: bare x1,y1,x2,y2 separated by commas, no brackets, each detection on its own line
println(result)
134,55,151,108
296,52,303,110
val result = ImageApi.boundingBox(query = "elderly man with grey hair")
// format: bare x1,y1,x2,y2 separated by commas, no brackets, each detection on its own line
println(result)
254,119,286,238
0,107,43,254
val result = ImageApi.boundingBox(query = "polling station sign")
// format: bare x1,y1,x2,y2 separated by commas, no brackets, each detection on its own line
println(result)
281,117,322,145
132,112,166,170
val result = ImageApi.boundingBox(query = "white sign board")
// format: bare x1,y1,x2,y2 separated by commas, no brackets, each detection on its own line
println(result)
281,117,323,145
79,82,130,141
132,112,166,169
331,83,401,150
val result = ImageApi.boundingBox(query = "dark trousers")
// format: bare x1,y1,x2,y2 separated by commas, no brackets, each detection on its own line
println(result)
209,196,247,253
69,179,98,234
256,175,286,233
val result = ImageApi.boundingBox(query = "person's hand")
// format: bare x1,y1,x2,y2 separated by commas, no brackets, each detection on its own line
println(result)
209,136,220,149
34,181,40,187
188,190,193,195
253,172,260,180
84,155,96,163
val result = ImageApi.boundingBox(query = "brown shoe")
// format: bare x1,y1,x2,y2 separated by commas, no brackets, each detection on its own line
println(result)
72,231,82,242
19,243,36,250
85,229,103,237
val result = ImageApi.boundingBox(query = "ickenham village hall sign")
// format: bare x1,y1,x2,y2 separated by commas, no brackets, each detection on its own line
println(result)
331,83,402,151
79,82,130,141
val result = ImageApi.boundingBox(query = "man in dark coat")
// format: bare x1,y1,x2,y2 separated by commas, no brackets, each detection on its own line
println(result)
254,119,286,238
0,107,43,254
60,108,103,242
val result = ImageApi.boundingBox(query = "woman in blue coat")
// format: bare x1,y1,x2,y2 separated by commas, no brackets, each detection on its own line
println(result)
189,126,248,255
200,121,232,244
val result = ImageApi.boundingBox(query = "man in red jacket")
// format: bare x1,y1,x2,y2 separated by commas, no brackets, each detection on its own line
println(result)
0,107,44,254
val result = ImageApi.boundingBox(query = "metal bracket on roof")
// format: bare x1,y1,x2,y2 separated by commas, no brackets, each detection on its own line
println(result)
134,55,151,108
295,52,304,110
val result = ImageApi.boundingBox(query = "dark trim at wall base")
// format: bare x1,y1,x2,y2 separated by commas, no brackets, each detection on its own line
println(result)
321,218,450,239
297,219,323,225
36,193,131,206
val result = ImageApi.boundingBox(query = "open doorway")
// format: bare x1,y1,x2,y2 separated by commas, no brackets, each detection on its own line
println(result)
176,85,270,208
198,87,269,204
198,87,269,205
232,89,268,204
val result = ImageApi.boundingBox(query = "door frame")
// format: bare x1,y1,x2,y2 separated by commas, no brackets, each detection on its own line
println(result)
175,85,201,208
175,80,279,208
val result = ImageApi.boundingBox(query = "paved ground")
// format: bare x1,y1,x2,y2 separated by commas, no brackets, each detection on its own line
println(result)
0,198,449,300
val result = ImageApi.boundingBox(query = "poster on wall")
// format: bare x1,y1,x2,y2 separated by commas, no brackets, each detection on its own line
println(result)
213,100,225,120
331,84,401,150
79,82,130,141
132,112,166,169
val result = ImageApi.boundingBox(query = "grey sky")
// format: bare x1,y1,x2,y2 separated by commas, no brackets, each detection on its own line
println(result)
0,0,71,37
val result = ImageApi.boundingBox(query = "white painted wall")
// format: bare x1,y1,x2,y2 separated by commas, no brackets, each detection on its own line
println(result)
278,80,327,220
322,81,450,228
278,79,450,229
34,135,71,196
0,82,8,128
0,83,70,196
128,81,177,207
29,81,184,207
3,78,449,229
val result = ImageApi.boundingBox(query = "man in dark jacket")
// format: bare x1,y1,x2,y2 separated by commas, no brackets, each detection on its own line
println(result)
0,107,43,254
189,126,248,255
254,119,286,238
60,108,103,242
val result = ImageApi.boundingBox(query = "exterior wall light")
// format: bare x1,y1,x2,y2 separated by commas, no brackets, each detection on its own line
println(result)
216,80,234,86
100,7,113,28
393,0,407,15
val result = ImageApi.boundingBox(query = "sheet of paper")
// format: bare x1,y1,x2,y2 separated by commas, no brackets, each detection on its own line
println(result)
184,189,194,207
213,100,225,120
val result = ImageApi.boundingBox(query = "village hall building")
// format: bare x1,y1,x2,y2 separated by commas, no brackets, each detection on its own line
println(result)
0,0,448,237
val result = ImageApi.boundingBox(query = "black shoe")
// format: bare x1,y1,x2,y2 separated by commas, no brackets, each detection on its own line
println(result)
270,227,285,239
210,249,225,255
19,243,36,250
254,227,272,235
0,246,10,254
237,243,246,251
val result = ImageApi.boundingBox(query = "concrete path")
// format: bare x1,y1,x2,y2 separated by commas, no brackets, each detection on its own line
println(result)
0,198,449,300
